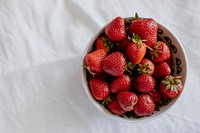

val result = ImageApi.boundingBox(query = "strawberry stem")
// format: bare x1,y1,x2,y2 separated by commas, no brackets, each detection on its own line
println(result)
135,12,139,19
130,34,145,48
83,64,96,77
125,62,136,76
101,96,113,106
146,45,154,51
125,66,132,75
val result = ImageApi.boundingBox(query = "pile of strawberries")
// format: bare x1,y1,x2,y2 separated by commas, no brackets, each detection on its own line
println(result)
84,14,183,118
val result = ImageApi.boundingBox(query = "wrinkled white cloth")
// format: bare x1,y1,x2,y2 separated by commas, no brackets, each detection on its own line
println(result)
0,0,200,133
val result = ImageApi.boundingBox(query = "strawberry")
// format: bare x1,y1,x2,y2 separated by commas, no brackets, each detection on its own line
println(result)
149,41,171,63
159,75,183,98
149,89,161,102
108,98,126,115
102,52,126,76
89,79,110,100
105,17,126,42
110,74,132,93
85,49,107,75
153,61,171,79
133,94,155,116
134,74,155,93
125,35,146,64
129,18,158,47
138,58,155,75
117,91,138,111
96,36,110,53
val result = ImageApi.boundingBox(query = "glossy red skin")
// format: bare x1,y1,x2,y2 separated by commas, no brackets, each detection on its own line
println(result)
108,99,126,115
117,91,138,111
129,18,158,47
85,49,107,73
134,74,156,93
133,94,155,116
102,52,126,76
152,41,171,63
110,74,132,93
105,17,126,42
89,79,110,100
149,89,161,102
139,58,155,75
125,41,146,64
96,36,109,53
153,61,171,79
159,79,183,98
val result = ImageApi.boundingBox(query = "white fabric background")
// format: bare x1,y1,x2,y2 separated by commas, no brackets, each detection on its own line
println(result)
0,0,199,133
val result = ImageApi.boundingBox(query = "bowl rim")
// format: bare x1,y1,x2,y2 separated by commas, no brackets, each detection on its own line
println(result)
80,17,188,122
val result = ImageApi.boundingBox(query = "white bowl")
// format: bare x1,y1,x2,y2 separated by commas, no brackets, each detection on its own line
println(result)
81,17,188,122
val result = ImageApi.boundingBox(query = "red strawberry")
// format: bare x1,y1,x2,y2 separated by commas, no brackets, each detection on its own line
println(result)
105,17,126,42
149,41,171,63
102,52,126,76
159,75,183,98
134,74,155,93
129,18,158,47
96,36,110,53
153,61,171,79
149,89,161,102
138,58,155,75
108,98,126,115
110,74,132,93
89,79,110,100
117,91,138,111
85,49,107,74
125,35,146,64
133,94,155,116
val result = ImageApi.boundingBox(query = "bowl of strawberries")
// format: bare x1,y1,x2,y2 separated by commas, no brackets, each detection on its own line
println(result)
81,13,188,122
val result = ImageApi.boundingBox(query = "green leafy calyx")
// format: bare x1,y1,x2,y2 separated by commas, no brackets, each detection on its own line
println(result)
137,62,152,75
129,34,146,48
162,75,182,93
